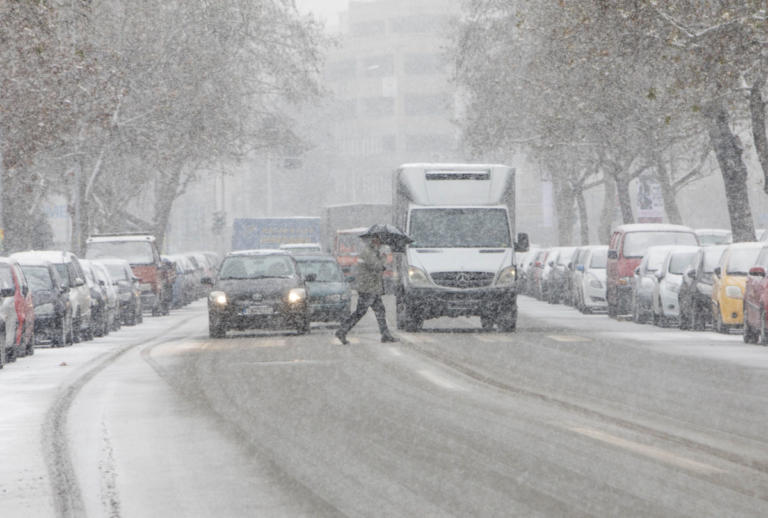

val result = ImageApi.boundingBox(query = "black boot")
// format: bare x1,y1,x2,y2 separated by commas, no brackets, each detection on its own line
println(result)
381,332,398,343
335,329,349,345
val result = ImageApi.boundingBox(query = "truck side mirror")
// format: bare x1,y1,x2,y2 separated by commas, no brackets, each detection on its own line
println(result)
607,250,618,260
514,233,529,252
713,266,721,277
749,266,766,278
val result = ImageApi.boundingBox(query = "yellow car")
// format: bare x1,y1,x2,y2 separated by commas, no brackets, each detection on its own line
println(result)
711,242,763,332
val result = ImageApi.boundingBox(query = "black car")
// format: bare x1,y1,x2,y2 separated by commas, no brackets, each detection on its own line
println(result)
17,259,72,346
678,244,727,330
294,254,351,323
203,250,311,338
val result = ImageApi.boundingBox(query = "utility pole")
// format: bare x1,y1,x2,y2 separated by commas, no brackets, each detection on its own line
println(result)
0,125,4,253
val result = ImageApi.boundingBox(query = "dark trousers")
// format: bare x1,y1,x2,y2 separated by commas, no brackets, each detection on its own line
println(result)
339,292,389,335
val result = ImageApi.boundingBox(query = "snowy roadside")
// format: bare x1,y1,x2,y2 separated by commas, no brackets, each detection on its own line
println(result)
0,309,199,517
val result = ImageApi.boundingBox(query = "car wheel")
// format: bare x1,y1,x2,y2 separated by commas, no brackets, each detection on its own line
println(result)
714,306,727,334
480,315,495,331
296,315,311,335
209,313,226,338
759,308,768,346
496,306,517,332
679,303,689,330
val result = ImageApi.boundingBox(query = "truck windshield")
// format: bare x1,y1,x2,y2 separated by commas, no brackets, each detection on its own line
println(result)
622,232,697,258
86,241,155,264
409,208,511,248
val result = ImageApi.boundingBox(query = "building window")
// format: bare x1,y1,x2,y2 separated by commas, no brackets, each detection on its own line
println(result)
361,97,395,117
404,94,452,117
361,55,394,77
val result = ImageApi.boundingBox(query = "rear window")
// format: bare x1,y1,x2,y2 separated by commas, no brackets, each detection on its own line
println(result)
296,260,343,282
0,265,14,291
668,252,697,275
703,248,725,273
55,264,70,286
23,266,54,291
623,231,698,258
104,263,128,280
86,241,155,264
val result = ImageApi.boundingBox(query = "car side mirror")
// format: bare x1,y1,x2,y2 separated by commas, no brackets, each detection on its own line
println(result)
60,284,70,293
74,277,85,287
548,261,554,267
567,262,573,270
655,271,665,280
98,280,105,286
576,264,585,272
686,269,697,279
201,277,214,285
514,233,529,252
21,285,28,297
749,266,766,278
713,266,721,277
304,273,317,282
607,250,618,260
634,267,640,276
0,287,14,297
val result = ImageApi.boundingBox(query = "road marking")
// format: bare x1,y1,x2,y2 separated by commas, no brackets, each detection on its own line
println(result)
548,335,591,343
570,427,723,474
417,369,467,392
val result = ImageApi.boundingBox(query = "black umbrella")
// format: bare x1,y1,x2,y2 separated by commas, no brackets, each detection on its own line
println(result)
359,224,413,253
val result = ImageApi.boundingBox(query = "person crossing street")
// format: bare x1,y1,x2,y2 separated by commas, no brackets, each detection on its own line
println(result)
335,236,398,344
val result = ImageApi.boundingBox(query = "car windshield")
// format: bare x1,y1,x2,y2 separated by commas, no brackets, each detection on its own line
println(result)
703,248,725,273
623,231,698,258
219,255,296,279
53,264,69,286
86,241,155,264
668,252,697,275
409,208,511,248
590,250,607,268
727,248,761,275
23,266,54,291
297,260,343,282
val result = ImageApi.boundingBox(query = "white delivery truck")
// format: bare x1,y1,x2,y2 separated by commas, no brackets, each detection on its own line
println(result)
392,163,528,331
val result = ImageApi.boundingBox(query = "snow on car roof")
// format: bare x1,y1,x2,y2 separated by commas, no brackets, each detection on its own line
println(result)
725,241,764,250
87,234,155,242
228,249,290,256
11,250,72,263
695,228,731,235
613,223,695,233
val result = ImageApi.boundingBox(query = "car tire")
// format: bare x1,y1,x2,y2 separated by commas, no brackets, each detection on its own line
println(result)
714,306,727,334
396,294,422,332
209,313,226,338
72,311,82,343
759,308,768,346
296,315,311,335
496,306,517,332
480,315,495,331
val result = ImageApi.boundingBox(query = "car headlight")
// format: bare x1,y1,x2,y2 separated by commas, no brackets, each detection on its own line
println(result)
407,266,432,287
36,303,55,316
288,288,306,304
725,285,743,300
210,291,228,305
496,266,517,286
325,294,342,303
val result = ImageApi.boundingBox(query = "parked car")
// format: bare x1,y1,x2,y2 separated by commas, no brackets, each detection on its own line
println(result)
711,242,763,333
294,254,351,323
85,233,169,316
79,259,111,337
12,251,92,342
631,246,675,324
16,258,72,346
90,261,120,333
540,248,562,301
678,245,727,330
607,224,698,317
99,258,142,326
0,258,35,363
546,247,578,304
743,243,768,344
203,250,311,338
572,246,608,313
695,228,732,246
529,249,550,299
651,246,699,326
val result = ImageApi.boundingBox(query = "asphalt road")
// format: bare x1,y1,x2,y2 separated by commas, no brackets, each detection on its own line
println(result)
6,296,768,517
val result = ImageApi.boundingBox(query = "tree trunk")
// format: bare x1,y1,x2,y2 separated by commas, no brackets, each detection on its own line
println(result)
599,173,616,244
614,170,634,225
706,102,756,242
575,188,589,244
153,168,183,253
553,178,576,245
750,79,768,194
654,158,683,225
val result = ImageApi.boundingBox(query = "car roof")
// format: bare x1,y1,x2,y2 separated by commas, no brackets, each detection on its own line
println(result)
11,256,54,267
293,254,336,262
227,249,291,257
614,224,695,233
695,228,731,235
725,242,764,251
87,234,155,243
11,250,73,263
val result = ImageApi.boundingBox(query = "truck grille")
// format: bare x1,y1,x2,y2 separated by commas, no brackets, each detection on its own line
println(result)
431,272,495,289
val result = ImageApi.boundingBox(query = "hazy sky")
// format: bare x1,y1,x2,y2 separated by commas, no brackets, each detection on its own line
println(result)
295,0,350,27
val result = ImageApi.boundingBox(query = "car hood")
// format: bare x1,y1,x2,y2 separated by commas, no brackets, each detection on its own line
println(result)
306,281,348,298
407,248,512,274
215,277,300,298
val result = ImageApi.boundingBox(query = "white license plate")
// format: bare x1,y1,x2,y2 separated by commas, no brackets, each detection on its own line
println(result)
243,305,273,315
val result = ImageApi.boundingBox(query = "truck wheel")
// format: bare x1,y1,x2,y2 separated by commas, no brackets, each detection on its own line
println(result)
497,307,517,332
396,295,422,332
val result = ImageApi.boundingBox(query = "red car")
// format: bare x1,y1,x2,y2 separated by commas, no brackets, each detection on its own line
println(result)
0,258,35,366
743,244,768,344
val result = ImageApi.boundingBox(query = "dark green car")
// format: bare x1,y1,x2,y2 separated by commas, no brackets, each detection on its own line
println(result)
294,255,351,323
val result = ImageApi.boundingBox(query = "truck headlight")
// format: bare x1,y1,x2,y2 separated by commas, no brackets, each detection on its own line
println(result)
407,266,432,287
210,291,228,305
496,266,517,286
725,285,743,300
288,288,306,304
